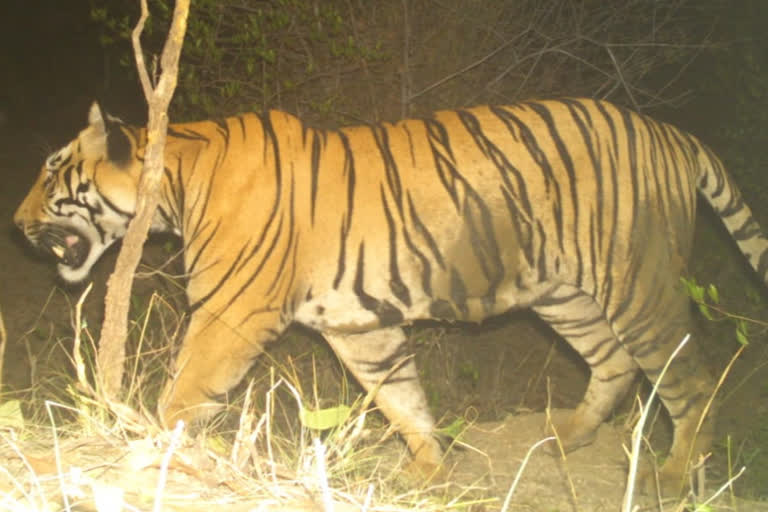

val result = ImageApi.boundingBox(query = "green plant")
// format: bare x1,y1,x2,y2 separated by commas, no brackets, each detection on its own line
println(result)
89,0,722,126
90,0,384,120
681,277,757,346
458,361,480,386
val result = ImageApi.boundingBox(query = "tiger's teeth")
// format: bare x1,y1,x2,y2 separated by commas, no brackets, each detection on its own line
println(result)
51,245,65,259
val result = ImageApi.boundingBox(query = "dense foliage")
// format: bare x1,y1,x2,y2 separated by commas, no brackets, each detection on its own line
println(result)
90,0,721,123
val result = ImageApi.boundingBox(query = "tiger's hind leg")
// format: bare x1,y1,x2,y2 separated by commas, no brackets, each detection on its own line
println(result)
612,282,715,496
322,327,444,479
533,285,638,452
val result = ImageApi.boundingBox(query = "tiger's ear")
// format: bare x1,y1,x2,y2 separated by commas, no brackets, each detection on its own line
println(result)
88,101,108,136
86,101,132,166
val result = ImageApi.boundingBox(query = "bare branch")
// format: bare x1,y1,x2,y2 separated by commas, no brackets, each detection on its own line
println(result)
131,0,152,97
98,0,190,401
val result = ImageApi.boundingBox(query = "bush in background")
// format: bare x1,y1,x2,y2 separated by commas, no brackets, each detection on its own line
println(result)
90,0,720,124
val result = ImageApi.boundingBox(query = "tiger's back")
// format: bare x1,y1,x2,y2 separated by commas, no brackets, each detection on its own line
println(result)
14,98,768,496
294,100,700,329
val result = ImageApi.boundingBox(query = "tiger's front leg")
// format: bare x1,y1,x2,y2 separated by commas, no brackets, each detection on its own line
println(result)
158,309,267,426
323,327,444,478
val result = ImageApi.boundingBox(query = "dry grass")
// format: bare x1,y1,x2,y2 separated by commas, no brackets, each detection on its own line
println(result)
0,289,489,512
0,284,759,512
0,386,449,511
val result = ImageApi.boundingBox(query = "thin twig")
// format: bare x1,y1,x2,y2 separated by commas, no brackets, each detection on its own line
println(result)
623,334,691,512
73,283,94,396
400,0,411,118
0,304,6,394
500,436,556,512
132,0,152,97
154,419,185,512
410,35,520,101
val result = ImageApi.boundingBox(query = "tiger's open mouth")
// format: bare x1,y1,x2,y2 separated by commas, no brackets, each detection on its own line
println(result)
38,225,91,269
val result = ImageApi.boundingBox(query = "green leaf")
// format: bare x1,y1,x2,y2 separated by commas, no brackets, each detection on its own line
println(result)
206,435,230,456
437,417,466,440
0,400,25,430
692,285,704,303
91,8,107,22
681,277,705,303
706,284,720,304
300,404,351,431
736,321,750,346
697,303,713,321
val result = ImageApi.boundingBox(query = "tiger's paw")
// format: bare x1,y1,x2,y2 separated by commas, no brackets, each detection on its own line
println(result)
158,378,224,429
404,458,446,486
543,409,599,456
636,461,691,499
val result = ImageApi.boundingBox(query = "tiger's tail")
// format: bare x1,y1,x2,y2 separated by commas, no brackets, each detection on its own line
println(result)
696,143,768,282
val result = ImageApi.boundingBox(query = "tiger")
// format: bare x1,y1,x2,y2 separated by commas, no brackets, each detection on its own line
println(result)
14,98,768,495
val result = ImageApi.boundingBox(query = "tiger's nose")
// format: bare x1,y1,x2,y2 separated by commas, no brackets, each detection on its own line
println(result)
13,209,26,231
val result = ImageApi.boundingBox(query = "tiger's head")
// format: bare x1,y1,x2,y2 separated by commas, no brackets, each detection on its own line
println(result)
14,102,142,283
